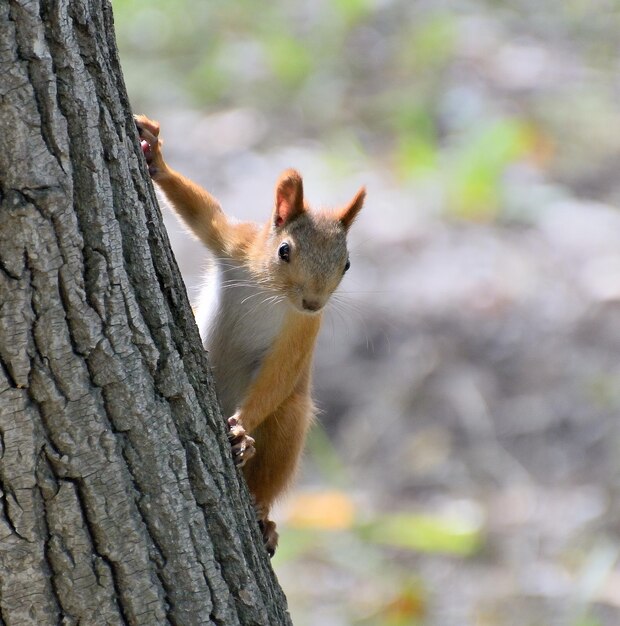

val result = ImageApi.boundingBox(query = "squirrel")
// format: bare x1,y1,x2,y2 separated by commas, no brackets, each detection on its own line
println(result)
135,114,365,555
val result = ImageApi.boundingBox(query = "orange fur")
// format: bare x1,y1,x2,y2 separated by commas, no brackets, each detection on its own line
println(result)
232,313,321,433
135,114,364,555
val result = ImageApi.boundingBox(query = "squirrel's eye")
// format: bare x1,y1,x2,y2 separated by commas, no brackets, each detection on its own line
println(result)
344,258,351,273
278,242,291,263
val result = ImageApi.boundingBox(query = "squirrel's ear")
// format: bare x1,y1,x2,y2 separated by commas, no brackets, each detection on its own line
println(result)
274,169,305,228
337,186,366,231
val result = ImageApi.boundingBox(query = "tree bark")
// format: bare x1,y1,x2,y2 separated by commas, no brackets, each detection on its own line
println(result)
0,1,292,624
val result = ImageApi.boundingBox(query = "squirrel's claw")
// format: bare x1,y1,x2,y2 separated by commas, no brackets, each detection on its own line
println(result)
258,518,279,557
253,502,279,557
134,114,162,178
227,416,256,467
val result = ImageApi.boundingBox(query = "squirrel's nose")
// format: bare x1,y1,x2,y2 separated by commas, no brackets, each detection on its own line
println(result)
302,298,322,312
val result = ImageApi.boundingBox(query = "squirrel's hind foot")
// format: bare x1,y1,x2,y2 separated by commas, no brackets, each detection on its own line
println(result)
254,503,279,557
258,518,279,557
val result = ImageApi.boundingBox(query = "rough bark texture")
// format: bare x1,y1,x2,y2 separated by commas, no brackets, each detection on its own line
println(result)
0,1,292,624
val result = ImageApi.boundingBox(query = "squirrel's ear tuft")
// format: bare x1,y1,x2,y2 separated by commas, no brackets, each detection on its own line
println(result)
337,186,366,231
274,169,305,228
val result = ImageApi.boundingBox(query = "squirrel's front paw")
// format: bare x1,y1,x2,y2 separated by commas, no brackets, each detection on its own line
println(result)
227,415,256,467
134,114,164,179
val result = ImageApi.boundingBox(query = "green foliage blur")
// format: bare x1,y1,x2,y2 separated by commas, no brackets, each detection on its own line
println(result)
115,0,620,222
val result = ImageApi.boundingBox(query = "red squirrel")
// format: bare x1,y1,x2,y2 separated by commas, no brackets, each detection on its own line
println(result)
135,115,365,555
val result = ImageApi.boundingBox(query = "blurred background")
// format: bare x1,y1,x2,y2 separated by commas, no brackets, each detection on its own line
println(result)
113,1,620,624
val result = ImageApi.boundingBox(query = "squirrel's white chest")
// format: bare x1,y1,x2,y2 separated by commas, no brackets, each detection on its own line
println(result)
195,259,286,415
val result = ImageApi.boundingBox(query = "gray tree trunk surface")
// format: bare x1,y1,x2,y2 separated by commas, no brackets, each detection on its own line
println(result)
0,1,292,624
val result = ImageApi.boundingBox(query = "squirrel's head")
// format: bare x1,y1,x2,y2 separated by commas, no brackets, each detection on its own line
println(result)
258,169,365,315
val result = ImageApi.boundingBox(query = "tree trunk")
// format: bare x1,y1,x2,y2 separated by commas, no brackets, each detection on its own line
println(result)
0,1,292,624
